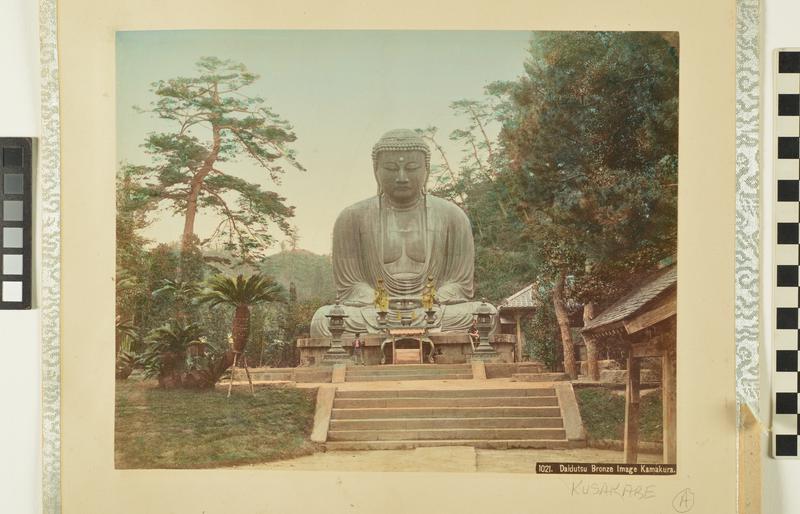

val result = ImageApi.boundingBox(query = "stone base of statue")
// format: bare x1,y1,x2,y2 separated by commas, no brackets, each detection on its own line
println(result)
297,333,517,367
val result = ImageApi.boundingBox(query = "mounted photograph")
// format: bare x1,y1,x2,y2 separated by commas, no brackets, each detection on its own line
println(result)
114,30,679,473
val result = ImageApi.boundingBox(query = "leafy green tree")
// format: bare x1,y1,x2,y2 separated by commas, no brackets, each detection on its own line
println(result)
496,32,678,296
116,166,156,355
493,32,679,377
133,57,305,263
418,101,539,306
523,290,561,370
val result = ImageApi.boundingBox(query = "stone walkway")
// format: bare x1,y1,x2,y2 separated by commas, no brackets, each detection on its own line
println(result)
233,376,663,473
236,446,661,473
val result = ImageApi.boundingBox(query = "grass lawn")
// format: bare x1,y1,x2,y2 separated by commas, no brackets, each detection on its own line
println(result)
575,386,663,443
115,379,319,469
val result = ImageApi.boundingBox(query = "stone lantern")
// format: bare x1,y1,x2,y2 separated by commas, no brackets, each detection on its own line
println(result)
472,298,498,359
323,299,350,362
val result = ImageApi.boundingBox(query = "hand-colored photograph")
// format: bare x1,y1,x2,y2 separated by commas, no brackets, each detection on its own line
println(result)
115,30,678,472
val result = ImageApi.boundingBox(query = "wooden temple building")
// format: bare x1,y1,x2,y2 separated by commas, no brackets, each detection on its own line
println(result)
581,264,677,464
497,284,540,362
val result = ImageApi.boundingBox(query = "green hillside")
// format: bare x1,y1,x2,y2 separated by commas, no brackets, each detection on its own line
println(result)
261,249,336,301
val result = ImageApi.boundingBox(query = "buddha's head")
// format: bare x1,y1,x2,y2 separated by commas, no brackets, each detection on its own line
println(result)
372,129,431,207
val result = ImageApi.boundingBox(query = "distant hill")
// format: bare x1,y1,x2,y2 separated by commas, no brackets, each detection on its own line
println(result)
260,249,336,301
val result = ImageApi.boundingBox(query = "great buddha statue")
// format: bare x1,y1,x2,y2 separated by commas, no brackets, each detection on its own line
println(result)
310,129,496,337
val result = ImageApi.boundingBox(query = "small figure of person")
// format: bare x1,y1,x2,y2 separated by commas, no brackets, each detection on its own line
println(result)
468,319,480,351
352,332,366,365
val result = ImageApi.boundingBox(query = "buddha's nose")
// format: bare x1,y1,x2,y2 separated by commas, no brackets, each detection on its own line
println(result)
396,168,409,183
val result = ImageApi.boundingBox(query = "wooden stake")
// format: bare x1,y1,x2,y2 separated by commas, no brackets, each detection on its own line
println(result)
227,352,238,399
583,303,599,381
243,358,255,395
623,353,641,464
662,345,677,463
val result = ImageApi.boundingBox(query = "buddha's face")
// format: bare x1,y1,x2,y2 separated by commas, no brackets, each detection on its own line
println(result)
375,150,428,207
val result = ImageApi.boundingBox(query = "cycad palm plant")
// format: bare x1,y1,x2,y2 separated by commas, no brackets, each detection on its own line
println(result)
139,321,205,388
195,274,286,355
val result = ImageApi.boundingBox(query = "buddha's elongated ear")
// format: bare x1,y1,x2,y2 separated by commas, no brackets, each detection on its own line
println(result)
373,165,382,196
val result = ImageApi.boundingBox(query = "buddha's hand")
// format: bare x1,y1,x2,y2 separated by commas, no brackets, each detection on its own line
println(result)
388,297,422,311
341,283,375,306
436,283,469,304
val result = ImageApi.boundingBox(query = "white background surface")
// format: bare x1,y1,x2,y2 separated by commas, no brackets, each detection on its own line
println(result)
0,0,41,513
0,0,797,512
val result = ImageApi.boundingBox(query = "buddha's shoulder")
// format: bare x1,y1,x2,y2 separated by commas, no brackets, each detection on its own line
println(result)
336,197,380,220
427,195,469,221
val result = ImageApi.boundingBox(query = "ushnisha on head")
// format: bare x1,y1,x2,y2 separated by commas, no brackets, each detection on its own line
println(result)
372,129,432,207
372,129,432,171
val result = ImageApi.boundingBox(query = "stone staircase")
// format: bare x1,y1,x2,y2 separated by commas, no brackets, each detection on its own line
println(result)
511,372,569,382
235,367,332,383
345,364,473,382
325,386,583,450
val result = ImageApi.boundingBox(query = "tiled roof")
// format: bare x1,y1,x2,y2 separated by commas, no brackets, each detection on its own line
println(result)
499,283,541,310
582,264,677,333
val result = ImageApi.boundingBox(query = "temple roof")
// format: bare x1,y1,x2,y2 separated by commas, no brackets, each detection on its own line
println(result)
499,283,542,311
582,264,677,334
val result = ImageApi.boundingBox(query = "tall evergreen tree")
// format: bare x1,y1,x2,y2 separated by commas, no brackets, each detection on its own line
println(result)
133,57,305,264
494,32,679,377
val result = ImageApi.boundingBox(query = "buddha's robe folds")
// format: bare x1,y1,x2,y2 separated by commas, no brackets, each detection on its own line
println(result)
310,194,496,337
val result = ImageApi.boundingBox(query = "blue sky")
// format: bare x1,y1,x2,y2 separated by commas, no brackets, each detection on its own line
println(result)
117,30,532,254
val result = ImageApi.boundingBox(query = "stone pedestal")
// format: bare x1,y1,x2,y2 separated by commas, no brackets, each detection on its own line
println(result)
469,350,500,362
297,333,516,366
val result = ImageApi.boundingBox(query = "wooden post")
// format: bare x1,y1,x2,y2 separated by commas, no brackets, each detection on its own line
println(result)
553,273,577,379
662,344,677,463
227,352,238,399
624,352,641,464
583,302,599,381
585,337,599,381
243,358,255,395
515,313,524,362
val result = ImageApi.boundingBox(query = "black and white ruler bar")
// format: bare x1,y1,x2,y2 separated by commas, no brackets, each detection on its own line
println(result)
773,50,800,458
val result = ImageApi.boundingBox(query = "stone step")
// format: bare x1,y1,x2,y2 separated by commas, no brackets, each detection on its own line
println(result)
333,396,558,409
244,372,293,380
348,364,472,371
295,374,334,384
236,369,333,382
242,373,333,383
325,439,579,451
331,406,562,419
327,427,567,442
511,373,570,382
329,416,564,430
345,373,473,382
335,388,556,399
346,368,471,376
